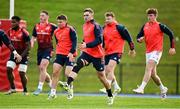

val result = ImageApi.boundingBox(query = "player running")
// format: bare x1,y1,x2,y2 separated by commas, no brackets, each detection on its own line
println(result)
48,14,77,99
99,12,136,96
31,10,57,95
63,8,114,105
5,16,30,95
133,8,176,99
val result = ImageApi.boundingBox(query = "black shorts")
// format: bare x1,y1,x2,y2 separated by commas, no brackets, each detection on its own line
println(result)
37,50,52,65
9,53,28,65
105,53,122,65
54,54,74,66
78,52,104,71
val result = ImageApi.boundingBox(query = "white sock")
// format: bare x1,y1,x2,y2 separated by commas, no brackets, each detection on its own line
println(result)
112,80,120,89
139,81,147,90
38,82,44,90
51,89,56,95
159,84,165,90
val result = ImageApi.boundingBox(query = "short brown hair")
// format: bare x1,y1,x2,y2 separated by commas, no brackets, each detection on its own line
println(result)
146,8,158,15
84,8,94,14
105,12,115,18
41,10,49,15
56,14,68,21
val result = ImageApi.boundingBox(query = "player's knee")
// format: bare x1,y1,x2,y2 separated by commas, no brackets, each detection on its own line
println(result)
105,66,112,73
72,59,85,73
39,65,46,71
52,72,58,78
97,71,105,78
18,64,27,73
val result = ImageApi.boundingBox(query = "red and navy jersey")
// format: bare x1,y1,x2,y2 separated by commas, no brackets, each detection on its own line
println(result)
54,25,77,56
7,28,30,54
32,22,57,51
83,20,104,58
137,21,175,53
103,21,134,55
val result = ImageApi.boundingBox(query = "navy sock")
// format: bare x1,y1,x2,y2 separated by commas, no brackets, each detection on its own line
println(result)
67,77,74,85
106,89,113,97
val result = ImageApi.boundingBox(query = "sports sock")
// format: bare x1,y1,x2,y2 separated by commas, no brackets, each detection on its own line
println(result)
37,82,44,90
106,89,113,97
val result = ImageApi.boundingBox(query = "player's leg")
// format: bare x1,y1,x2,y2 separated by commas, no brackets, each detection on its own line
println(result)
48,63,63,99
6,60,16,95
151,65,168,99
39,59,49,88
33,58,50,95
5,54,17,95
66,53,89,86
133,51,161,94
93,58,113,105
106,60,121,95
59,65,73,88
100,54,121,95
133,60,155,94
18,63,28,95
65,53,89,99
34,50,52,95
63,60,75,99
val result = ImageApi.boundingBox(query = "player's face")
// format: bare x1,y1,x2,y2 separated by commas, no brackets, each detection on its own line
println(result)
83,12,93,22
105,16,114,24
148,14,157,22
57,20,67,28
40,13,49,23
11,19,19,29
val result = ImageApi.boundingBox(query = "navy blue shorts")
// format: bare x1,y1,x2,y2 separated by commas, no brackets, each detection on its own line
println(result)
54,54,74,66
105,53,122,65
37,50,52,65
78,52,104,71
9,53,28,65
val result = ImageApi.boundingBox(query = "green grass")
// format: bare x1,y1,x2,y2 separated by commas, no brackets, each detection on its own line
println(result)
0,0,180,94
0,93,180,109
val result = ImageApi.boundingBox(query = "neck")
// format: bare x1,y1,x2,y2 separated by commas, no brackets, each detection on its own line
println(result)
149,19,157,23
12,26,19,30
40,21,48,25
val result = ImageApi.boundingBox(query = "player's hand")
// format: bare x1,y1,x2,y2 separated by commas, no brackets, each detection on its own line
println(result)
137,37,144,43
169,48,176,56
67,53,74,62
30,38,36,48
15,54,22,63
30,39,34,48
128,49,136,57
78,42,86,51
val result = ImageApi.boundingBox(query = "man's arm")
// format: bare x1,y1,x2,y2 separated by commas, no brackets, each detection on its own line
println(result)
21,30,31,58
159,23,175,48
116,25,135,50
86,24,102,48
69,28,77,54
31,26,37,48
0,30,15,51
136,25,145,43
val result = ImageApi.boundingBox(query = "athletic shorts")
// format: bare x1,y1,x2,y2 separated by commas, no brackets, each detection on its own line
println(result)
105,53,122,65
78,52,104,71
54,54,74,66
6,53,28,72
37,49,52,65
146,51,162,64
